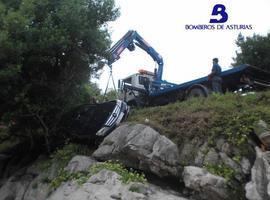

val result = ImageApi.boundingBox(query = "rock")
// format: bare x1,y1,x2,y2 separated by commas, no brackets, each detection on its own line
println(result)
88,169,119,185
221,142,233,156
216,138,234,156
240,157,251,175
245,147,270,200
253,120,270,149
219,152,242,180
178,137,203,167
0,174,35,200
65,155,97,173
0,156,60,200
259,131,270,149
0,153,189,200
255,120,268,134
203,148,220,166
245,182,262,200
183,166,228,200
93,124,181,178
48,169,188,200
24,179,51,200
216,138,226,151
111,193,122,199
194,142,208,166
129,182,153,196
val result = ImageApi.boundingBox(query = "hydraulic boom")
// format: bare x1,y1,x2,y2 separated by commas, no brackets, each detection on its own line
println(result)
108,30,164,81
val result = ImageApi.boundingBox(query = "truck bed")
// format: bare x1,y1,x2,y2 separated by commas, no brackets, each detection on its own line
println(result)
150,64,270,97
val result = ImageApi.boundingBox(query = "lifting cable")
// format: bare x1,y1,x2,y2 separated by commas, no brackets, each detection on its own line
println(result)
103,65,118,101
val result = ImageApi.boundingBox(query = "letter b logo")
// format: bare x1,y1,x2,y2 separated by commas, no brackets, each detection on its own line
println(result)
210,4,228,23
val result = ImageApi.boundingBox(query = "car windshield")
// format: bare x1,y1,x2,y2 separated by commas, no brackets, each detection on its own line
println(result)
70,101,116,135
93,101,116,126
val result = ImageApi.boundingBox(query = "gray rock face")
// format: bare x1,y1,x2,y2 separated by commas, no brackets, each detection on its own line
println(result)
203,148,219,165
0,173,35,200
259,132,270,148
219,152,242,181
245,147,270,200
0,155,96,200
255,120,268,133
0,157,53,200
65,155,97,173
178,137,204,167
183,166,228,200
0,154,189,200
254,120,270,149
93,124,181,177
194,142,208,166
48,169,188,200
240,157,252,175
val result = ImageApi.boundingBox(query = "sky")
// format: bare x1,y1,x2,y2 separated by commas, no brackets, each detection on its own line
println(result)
95,0,270,91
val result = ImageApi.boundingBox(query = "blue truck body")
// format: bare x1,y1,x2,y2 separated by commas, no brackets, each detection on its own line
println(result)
146,64,270,105
150,64,248,97
108,30,270,106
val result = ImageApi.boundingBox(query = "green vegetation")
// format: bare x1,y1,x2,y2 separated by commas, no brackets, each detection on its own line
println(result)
89,161,147,184
50,160,147,189
128,91,270,162
36,143,93,188
40,91,270,188
35,143,93,184
38,144,146,189
0,0,119,153
34,143,92,170
50,169,88,189
49,143,94,168
204,162,246,200
129,92,270,139
233,33,270,72
204,163,236,182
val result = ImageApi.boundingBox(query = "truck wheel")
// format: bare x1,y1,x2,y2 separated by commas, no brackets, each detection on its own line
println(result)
186,85,209,99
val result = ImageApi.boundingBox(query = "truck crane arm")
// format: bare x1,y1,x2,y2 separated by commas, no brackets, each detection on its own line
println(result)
108,30,164,81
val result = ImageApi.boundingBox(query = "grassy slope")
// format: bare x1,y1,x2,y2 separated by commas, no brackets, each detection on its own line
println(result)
128,91,270,157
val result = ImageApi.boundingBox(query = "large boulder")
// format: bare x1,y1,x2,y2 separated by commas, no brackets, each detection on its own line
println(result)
93,124,181,178
182,166,229,200
245,147,270,200
48,169,189,200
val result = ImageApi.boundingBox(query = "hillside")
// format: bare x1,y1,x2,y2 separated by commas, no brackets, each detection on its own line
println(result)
1,91,270,200
126,91,270,198
129,91,270,154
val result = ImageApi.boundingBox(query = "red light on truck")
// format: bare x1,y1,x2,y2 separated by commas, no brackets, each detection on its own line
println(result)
139,69,147,74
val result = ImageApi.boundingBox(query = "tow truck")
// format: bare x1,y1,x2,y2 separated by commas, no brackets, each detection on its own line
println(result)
108,30,270,106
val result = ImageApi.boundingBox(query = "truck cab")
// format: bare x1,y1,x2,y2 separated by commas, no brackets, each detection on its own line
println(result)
118,69,155,106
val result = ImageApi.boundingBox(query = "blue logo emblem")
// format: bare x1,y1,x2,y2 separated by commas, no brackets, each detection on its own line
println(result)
210,4,228,23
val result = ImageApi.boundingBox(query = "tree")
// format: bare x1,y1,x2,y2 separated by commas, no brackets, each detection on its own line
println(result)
0,0,119,152
233,32,270,72
103,89,118,101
